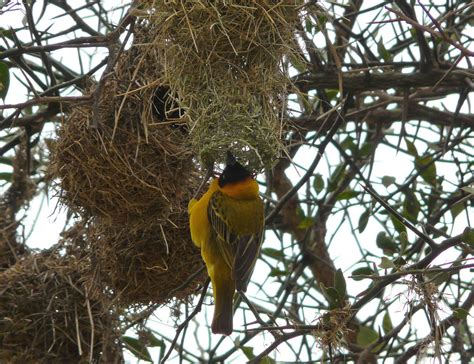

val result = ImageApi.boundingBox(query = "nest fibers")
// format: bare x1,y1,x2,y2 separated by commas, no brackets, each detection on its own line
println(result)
134,0,303,170
0,139,35,270
49,24,195,223
49,26,204,306
50,105,193,223
88,211,205,307
0,250,121,363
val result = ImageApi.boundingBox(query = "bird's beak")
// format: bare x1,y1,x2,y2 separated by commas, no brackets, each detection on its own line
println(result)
226,151,237,166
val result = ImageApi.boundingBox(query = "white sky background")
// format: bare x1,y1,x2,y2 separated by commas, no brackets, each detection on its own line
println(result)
0,1,472,363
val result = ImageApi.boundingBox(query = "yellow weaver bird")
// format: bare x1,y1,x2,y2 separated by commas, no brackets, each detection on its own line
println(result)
188,152,264,335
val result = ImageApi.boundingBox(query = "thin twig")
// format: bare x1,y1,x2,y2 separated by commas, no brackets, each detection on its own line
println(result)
161,278,210,364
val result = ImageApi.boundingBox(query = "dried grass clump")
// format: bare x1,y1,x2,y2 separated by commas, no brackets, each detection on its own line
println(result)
89,212,205,306
49,22,196,222
313,306,352,352
134,0,303,169
0,250,121,363
48,24,205,307
50,105,193,223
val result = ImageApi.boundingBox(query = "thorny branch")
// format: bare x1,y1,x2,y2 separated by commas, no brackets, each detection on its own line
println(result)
1,0,472,363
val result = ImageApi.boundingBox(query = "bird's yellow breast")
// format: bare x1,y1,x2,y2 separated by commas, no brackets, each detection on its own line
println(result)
188,179,219,248
188,177,262,247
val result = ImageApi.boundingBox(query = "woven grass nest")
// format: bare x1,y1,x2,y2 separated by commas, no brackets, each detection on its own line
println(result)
49,24,195,223
48,24,206,308
133,0,303,170
88,211,205,307
50,104,193,223
0,248,121,363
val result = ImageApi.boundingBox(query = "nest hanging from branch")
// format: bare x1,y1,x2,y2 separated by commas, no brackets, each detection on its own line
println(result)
88,211,205,307
133,0,303,170
50,104,193,223
0,246,121,363
49,20,197,222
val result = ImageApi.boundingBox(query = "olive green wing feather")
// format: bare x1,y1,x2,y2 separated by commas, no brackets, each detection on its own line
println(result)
208,191,264,292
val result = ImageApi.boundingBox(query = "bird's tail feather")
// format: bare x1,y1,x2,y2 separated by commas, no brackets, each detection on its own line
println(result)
211,278,235,336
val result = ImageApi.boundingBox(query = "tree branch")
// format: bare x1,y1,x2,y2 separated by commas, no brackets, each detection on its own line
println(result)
293,69,473,93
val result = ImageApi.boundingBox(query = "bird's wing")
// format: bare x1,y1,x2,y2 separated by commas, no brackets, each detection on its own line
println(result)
233,231,263,292
188,198,197,213
208,191,264,292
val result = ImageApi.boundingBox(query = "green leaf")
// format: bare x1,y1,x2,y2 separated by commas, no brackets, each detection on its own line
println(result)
297,216,313,229
390,214,407,234
317,14,328,28
296,207,306,220
377,37,392,61
121,336,153,362
405,138,418,157
240,346,275,364
452,307,470,320
261,248,284,260
393,256,406,267
399,231,408,255
0,28,14,40
450,202,465,220
313,173,325,194
334,269,347,300
241,346,256,360
462,229,474,247
340,136,357,153
269,267,289,277
378,257,395,269
260,357,276,364
0,61,10,100
402,189,420,224
376,232,398,255
337,189,360,201
357,326,379,347
357,143,373,157
289,54,307,73
415,154,437,185
320,283,343,309
142,330,164,347
381,176,396,188
0,172,12,182
140,330,166,362
305,17,315,34
0,156,13,166
426,271,450,286
358,209,370,233
382,312,393,334
327,164,345,192
325,88,339,101
351,266,374,280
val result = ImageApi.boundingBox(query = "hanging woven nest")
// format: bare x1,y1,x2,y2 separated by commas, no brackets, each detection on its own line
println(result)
132,0,303,170
50,104,193,223
0,248,121,363
88,211,205,307
49,24,195,223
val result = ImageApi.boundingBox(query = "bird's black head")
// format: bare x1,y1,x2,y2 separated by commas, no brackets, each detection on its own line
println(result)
218,151,252,187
